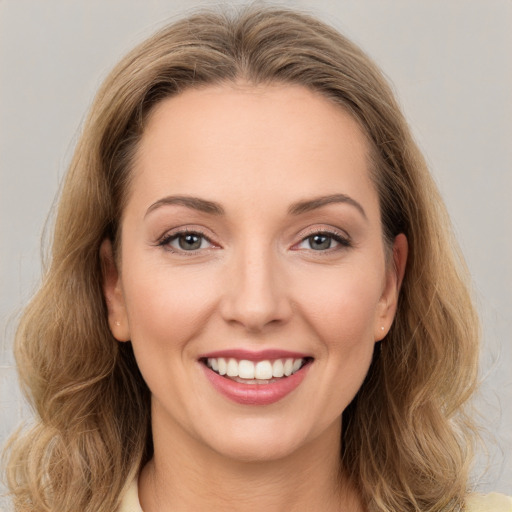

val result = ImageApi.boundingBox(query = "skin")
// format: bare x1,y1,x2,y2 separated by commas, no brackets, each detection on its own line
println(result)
102,83,407,511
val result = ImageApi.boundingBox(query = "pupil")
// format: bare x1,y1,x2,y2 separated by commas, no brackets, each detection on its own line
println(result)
310,234,331,250
179,234,201,250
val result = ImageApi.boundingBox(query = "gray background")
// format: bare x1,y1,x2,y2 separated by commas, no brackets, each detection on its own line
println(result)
1,0,511,503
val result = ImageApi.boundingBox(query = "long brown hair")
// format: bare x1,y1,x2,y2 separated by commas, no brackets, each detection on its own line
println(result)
4,6,479,511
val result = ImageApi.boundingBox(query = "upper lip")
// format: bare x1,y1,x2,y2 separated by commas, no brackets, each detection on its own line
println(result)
198,349,312,362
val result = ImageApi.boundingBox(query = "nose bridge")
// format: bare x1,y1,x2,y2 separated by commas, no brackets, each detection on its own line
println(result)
221,237,291,331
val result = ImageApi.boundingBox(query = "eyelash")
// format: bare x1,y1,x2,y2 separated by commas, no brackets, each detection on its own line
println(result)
294,229,352,252
156,228,352,254
157,229,215,253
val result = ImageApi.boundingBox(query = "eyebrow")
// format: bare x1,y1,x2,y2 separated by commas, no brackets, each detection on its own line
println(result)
288,193,367,220
145,195,225,217
145,193,366,220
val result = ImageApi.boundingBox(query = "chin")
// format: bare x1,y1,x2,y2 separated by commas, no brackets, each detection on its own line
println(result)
211,434,304,464
198,414,334,464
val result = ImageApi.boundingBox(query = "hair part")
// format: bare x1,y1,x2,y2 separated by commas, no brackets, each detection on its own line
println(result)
4,6,479,511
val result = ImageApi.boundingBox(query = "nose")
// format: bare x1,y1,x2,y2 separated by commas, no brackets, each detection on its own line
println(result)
219,243,293,333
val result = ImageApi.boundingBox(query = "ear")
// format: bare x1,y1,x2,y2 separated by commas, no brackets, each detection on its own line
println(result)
374,233,408,341
100,238,131,342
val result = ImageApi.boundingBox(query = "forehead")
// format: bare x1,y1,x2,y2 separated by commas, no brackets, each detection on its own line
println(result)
128,83,378,219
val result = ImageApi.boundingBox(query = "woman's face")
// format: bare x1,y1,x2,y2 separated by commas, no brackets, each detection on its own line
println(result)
103,84,406,462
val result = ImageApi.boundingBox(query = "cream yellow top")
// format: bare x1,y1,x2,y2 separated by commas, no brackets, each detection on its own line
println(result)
119,478,512,512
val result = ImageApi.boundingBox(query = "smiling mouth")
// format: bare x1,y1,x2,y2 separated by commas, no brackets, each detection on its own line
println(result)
201,357,313,384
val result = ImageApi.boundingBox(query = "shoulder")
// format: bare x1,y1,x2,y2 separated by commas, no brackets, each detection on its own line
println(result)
115,481,512,512
466,493,512,512
118,477,143,512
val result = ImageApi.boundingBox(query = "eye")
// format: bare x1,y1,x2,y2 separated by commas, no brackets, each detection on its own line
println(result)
296,231,351,251
160,231,213,252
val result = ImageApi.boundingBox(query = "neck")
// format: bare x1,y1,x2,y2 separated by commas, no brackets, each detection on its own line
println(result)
139,410,363,512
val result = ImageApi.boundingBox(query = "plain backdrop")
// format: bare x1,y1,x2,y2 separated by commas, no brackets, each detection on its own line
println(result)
1,0,511,503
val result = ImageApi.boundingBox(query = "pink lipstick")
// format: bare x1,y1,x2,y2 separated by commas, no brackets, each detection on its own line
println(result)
199,350,313,405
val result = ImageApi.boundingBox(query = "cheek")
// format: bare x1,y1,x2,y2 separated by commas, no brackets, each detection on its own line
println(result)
121,263,217,357
119,263,220,419
284,264,383,428
295,263,383,344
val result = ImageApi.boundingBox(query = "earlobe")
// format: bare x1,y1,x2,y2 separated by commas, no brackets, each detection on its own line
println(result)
375,233,408,341
100,239,131,342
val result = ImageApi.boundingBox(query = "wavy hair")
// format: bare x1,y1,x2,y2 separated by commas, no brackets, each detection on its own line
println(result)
4,6,479,511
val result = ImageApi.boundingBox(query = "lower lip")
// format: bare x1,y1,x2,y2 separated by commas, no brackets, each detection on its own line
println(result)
202,363,311,406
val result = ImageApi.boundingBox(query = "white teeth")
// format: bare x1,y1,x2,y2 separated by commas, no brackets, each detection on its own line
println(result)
217,358,227,375
292,359,302,373
206,357,306,380
238,360,255,379
283,358,294,376
255,360,273,379
272,359,284,378
226,358,238,377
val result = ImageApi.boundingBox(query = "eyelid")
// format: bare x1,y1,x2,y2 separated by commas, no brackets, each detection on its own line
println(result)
291,226,352,251
156,226,219,253
153,224,351,253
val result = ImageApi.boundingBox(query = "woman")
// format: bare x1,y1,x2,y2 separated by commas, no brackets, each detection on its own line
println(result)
4,6,511,512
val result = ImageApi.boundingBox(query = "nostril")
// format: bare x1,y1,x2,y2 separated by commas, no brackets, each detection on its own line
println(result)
218,256,293,330
219,294,293,332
